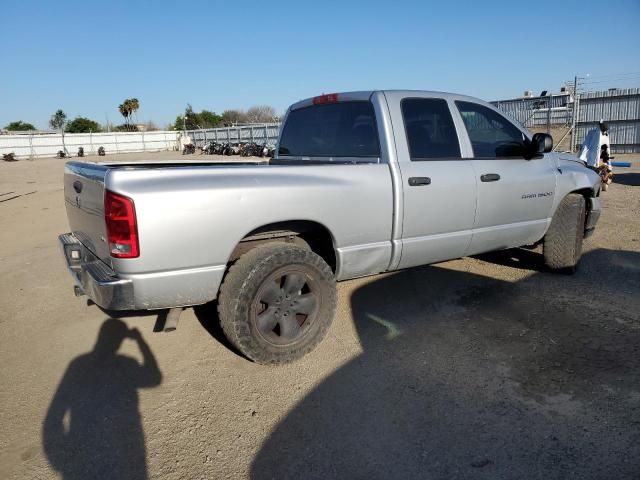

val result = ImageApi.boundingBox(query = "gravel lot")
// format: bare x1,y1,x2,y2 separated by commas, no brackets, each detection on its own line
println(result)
1,152,639,479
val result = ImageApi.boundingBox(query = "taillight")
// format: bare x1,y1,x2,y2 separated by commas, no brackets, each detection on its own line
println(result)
104,190,139,258
313,93,339,105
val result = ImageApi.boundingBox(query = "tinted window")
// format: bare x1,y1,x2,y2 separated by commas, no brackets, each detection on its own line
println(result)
278,101,379,157
456,101,526,158
402,98,461,160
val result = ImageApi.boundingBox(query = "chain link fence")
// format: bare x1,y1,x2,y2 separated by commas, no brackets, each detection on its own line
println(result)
186,123,281,147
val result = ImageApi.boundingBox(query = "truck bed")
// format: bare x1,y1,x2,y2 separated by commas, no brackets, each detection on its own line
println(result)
81,159,269,169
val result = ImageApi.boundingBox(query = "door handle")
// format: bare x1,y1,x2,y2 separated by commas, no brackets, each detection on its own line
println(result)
408,177,431,186
480,173,500,182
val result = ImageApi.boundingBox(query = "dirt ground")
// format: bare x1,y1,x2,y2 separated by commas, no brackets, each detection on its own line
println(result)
1,152,639,480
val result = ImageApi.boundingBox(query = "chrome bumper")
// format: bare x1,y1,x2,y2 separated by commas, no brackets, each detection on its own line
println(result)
584,197,601,238
59,233,135,310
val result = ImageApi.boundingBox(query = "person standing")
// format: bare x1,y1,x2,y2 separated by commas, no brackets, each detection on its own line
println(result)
579,119,610,168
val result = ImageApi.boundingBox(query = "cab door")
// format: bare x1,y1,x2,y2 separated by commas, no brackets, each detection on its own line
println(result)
452,100,557,255
384,93,477,269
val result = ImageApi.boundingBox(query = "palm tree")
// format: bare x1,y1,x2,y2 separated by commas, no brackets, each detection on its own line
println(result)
130,98,140,127
118,103,129,130
118,98,141,131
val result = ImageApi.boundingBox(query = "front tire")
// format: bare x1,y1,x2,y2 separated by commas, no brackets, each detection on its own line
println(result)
543,193,586,273
217,243,337,364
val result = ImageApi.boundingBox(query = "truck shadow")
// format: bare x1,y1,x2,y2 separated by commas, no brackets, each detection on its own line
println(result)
193,301,245,359
42,318,162,480
251,248,640,479
473,246,544,271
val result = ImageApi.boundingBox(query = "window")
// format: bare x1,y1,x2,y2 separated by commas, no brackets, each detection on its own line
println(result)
401,98,461,160
456,101,526,158
278,101,379,157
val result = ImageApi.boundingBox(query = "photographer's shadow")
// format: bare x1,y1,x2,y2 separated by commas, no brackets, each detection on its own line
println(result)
43,318,162,480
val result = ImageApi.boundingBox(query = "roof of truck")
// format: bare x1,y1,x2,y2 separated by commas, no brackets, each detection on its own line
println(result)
288,90,489,111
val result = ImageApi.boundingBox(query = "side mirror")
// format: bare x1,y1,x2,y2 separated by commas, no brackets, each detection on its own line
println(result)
531,133,553,156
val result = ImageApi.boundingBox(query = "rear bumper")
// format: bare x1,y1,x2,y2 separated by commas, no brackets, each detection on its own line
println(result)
59,233,135,310
584,197,601,238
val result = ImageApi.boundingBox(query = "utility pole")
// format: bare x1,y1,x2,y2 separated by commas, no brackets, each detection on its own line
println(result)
570,76,579,152
546,93,552,134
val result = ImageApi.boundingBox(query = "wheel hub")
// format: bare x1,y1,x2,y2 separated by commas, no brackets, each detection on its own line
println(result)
252,269,319,345
276,294,296,316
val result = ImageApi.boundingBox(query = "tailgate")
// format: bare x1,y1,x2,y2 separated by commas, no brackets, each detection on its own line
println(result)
64,161,112,265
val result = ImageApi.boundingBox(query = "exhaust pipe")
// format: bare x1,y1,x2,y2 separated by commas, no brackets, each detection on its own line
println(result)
163,307,184,332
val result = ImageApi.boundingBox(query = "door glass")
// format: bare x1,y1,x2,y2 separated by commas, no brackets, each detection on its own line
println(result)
456,101,526,158
401,98,461,160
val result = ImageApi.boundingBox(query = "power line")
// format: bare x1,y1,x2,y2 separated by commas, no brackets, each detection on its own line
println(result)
581,71,640,79
581,77,640,86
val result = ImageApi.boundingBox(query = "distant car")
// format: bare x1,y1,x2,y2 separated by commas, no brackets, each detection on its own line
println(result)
60,90,602,364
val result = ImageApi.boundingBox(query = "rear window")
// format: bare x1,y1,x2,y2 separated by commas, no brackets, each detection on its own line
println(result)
401,98,461,160
278,101,380,157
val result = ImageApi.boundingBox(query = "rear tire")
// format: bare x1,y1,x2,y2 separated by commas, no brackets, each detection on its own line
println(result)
217,243,337,364
543,193,586,273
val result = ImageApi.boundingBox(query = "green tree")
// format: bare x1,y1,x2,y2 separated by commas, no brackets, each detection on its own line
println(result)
4,120,36,131
49,109,68,154
174,104,198,130
65,117,102,133
199,110,222,128
173,105,224,131
49,109,67,130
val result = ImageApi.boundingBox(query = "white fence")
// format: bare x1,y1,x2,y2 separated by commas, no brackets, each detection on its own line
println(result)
0,130,179,158
0,124,283,159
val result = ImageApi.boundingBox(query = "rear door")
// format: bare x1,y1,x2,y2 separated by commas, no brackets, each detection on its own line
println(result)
453,101,557,255
384,93,477,269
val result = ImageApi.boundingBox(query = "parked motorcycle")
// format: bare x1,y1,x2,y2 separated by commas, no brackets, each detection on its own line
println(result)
221,143,237,156
213,142,225,155
241,142,260,157
200,141,214,154
182,143,196,155
265,145,276,158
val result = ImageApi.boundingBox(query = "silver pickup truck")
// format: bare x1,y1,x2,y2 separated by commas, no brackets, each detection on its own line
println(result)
60,90,601,364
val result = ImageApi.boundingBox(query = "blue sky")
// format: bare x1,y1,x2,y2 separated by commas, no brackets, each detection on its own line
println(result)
1,0,639,129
